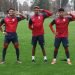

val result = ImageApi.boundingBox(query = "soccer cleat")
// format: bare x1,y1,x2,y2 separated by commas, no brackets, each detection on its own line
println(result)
0,61,5,64
44,59,47,62
17,61,22,64
67,60,72,65
32,59,35,63
51,59,56,64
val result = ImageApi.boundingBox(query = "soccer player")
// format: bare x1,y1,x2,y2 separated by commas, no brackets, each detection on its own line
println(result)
0,8,26,64
29,6,52,62
49,8,75,65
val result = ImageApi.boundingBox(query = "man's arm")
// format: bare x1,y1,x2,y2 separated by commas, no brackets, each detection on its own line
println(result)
69,14,75,21
0,19,5,32
49,20,56,35
16,12,27,22
66,12,75,21
40,9,53,18
28,19,33,30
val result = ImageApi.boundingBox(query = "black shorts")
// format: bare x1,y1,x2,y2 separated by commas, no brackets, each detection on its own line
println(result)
32,35,44,46
54,37,69,48
4,32,18,44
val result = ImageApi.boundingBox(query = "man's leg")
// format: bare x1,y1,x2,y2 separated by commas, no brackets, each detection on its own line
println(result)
32,46,36,62
13,42,22,64
51,38,61,64
40,45,47,62
13,43,20,61
1,43,9,63
38,35,47,62
0,36,10,64
32,36,37,62
12,33,22,63
62,38,71,65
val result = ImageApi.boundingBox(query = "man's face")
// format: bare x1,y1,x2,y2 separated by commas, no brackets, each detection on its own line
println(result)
58,11,64,17
34,8,40,15
8,9,15,16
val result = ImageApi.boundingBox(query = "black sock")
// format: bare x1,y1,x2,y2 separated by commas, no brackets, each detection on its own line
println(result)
40,45,44,50
65,47,70,58
15,48,20,61
54,48,58,58
2,48,7,62
40,45,46,56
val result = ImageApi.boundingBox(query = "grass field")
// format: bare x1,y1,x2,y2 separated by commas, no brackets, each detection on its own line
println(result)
0,18,75,75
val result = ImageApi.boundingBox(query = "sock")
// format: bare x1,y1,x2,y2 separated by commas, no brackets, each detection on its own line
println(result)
44,56,47,60
67,58,70,62
54,48,58,58
15,48,19,61
2,48,7,62
65,47,70,58
32,56,35,60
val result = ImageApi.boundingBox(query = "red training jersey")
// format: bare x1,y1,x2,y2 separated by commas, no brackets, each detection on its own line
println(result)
0,16,25,32
50,15,75,38
29,10,52,36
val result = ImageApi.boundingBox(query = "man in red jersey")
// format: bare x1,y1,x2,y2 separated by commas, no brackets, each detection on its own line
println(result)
49,8,75,65
0,8,26,64
29,6,52,62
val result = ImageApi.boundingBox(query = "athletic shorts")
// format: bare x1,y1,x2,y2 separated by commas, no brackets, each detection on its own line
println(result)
54,37,69,48
4,32,18,44
32,35,44,46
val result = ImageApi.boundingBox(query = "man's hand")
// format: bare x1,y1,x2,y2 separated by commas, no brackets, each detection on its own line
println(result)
15,11,27,19
63,12,71,16
3,32,8,35
15,11,22,15
53,32,58,36
67,12,71,15
70,11,75,15
39,9,44,12
67,11,75,15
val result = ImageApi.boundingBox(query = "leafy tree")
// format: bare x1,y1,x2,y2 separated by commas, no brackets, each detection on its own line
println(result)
31,0,50,10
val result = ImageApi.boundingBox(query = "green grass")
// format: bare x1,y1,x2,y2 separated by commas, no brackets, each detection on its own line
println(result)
0,18,75,75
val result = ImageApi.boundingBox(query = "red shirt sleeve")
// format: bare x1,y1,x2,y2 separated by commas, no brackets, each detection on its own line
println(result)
69,14,75,21
17,16,25,22
42,9,53,18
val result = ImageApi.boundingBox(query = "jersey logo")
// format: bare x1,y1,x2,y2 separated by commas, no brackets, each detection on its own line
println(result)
6,19,9,22
12,19,15,22
56,20,60,23
63,19,66,22
38,16,41,19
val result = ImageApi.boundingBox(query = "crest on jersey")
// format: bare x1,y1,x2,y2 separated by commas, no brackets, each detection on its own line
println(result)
38,16,41,19
12,19,15,22
63,19,66,22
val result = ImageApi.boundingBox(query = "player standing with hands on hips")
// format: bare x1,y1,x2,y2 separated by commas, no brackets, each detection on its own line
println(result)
0,8,26,64
49,8,75,65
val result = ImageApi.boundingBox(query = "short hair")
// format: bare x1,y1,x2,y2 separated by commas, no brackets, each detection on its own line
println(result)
7,8,15,13
34,6,40,9
58,8,64,12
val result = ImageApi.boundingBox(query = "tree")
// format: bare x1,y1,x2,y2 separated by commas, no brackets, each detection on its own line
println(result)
0,0,18,13
57,0,68,8
31,0,50,10
9,0,18,10
61,0,68,8
1,0,10,12
0,0,3,11
74,0,75,10
22,1,30,11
